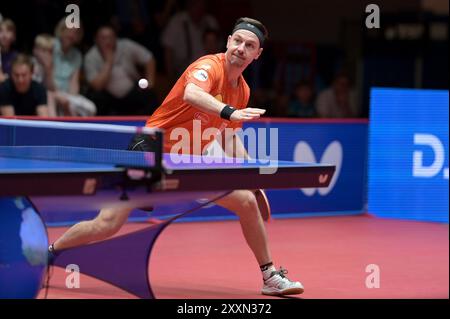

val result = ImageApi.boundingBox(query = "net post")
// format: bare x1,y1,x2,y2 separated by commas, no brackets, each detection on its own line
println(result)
153,130,163,172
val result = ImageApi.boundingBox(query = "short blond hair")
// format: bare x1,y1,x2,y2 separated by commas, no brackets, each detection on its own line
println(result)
34,34,54,50
12,54,34,72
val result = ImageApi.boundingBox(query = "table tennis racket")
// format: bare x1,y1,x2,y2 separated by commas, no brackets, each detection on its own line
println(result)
254,189,271,222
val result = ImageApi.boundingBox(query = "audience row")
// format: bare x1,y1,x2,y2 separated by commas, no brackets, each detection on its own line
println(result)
0,0,360,118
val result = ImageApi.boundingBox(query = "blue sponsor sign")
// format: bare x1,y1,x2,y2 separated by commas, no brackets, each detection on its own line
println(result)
249,121,367,216
186,121,368,220
368,88,449,222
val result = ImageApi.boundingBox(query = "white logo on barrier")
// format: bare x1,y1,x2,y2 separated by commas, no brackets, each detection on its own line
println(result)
413,133,448,180
293,141,343,196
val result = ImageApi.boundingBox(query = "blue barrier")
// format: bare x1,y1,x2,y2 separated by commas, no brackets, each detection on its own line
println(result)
0,197,48,298
369,88,448,222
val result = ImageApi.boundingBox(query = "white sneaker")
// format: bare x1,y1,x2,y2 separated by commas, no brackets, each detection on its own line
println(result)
262,267,304,296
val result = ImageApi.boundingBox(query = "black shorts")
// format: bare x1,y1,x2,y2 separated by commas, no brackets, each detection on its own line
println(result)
127,134,158,152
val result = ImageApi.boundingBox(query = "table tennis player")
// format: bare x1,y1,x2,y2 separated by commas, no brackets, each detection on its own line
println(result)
49,17,304,296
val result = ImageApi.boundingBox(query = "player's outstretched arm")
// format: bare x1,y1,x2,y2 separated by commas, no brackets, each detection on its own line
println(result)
184,83,265,121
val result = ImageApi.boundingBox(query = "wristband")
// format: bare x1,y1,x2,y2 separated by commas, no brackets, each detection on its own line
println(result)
220,104,236,120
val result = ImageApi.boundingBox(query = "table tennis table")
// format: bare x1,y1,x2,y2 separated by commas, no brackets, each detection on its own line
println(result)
0,119,335,298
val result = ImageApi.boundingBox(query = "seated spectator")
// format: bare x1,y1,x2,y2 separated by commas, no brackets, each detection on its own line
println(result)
316,71,358,118
40,19,96,116
32,34,54,85
0,19,18,83
84,25,158,115
31,20,96,117
31,34,57,116
162,0,219,81
287,80,316,118
0,54,49,116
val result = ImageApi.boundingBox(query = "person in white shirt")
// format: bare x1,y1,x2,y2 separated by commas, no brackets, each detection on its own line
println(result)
84,25,158,115
31,19,97,117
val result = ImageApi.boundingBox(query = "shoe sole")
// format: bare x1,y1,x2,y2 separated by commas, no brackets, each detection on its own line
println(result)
262,287,304,296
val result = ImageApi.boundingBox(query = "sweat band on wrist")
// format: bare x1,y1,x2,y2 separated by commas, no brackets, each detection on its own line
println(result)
220,105,236,120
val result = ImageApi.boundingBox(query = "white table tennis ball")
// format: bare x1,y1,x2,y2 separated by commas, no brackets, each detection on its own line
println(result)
138,78,149,89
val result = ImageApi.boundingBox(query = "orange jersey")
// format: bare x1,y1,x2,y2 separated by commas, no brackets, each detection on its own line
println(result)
145,53,250,155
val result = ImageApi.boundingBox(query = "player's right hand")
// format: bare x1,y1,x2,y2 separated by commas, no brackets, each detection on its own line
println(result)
230,108,266,121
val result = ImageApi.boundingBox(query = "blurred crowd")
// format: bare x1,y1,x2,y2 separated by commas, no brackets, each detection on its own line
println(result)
0,0,361,118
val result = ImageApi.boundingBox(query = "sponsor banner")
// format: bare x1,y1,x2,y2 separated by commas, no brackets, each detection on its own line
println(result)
369,88,448,222
191,121,368,219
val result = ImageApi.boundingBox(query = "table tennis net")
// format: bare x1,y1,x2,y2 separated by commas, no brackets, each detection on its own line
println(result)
0,119,163,168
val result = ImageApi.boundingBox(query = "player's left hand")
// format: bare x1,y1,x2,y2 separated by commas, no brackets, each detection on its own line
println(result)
230,108,266,121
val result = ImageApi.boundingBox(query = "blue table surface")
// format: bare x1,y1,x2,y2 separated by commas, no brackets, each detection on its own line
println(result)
0,146,332,173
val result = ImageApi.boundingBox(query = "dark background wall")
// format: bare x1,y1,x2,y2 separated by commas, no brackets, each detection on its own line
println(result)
0,0,448,117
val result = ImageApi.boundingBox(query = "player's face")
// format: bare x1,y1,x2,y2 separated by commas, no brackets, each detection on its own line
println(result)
226,30,262,68
11,64,32,93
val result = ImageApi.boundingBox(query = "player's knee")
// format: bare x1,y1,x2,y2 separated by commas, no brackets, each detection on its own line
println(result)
236,190,258,216
93,215,123,238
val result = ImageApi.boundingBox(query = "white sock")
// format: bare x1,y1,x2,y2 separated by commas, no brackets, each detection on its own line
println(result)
262,265,276,280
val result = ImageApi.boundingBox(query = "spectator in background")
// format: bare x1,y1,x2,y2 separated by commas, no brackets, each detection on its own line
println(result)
111,0,180,73
0,19,18,83
84,25,158,115
287,80,316,118
203,28,221,54
32,34,54,85
31,34,57,116
0,54,48,116
149,0,180,68
52,19,96,116
316,71,358,118
113,0,152,43
31,19,96,117
162,0,219,81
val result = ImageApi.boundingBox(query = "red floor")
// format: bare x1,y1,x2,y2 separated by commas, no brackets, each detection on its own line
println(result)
38,214,449,299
